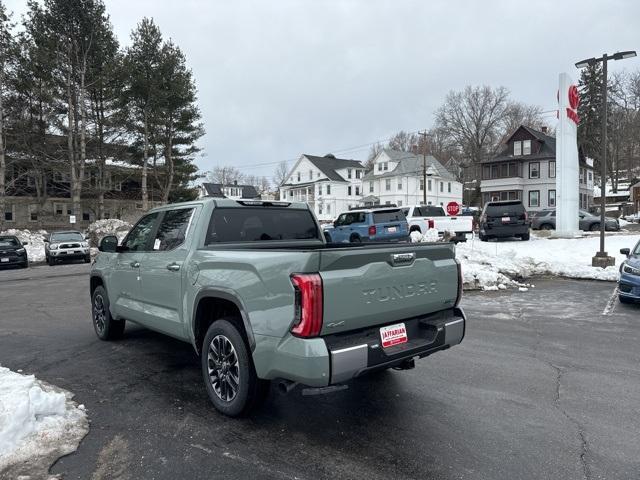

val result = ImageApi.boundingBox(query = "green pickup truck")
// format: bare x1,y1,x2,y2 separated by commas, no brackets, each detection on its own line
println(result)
90,198,466,416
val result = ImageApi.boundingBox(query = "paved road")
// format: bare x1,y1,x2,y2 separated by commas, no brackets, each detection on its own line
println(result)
0,269,639,479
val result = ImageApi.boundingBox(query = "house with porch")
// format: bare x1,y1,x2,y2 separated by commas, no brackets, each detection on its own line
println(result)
480,125,594,211
278,154,366,221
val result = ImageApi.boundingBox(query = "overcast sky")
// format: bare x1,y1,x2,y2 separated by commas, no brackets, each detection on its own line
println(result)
5,0,640,180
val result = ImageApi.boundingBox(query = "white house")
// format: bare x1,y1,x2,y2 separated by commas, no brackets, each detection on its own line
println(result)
361,149,462,208
279,154,366,221
199,182,260,200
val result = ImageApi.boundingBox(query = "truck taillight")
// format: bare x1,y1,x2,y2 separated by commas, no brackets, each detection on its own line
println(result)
290,273,323,338
368,225,377,236
454,258,463,307
428,219,435,229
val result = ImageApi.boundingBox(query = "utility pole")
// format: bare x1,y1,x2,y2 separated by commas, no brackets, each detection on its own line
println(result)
419,130,428,205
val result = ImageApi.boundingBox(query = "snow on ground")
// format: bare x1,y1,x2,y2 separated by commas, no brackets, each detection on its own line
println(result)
86,218,132,246
0,229,47,263
412,229,639,290
0,366,88,479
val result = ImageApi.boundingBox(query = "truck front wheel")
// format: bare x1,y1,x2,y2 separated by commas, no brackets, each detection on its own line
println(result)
201,319,269,417
91,286,125,340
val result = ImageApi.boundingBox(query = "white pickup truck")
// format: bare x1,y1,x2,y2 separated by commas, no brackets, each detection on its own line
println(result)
402,205,474,242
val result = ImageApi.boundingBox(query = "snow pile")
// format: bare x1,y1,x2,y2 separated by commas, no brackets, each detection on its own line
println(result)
0,366,88,478
86,218,132,246
410,229,440,243
0,229,47,263
455,233,639,290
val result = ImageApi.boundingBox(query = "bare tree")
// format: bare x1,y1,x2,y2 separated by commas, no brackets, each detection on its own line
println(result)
388,130,419,152
208,165,244,185
365,142,384,170
435,85,511,165
272,160,289,187
501,102,546,141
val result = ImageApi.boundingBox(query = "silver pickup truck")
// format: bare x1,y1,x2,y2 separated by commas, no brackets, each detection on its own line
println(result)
90,198,466,416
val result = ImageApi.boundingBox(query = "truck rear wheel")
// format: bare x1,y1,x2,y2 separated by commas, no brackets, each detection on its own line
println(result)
201,319,269,417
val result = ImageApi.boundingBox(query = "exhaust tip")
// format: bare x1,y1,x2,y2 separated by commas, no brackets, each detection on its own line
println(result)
277,380,297,395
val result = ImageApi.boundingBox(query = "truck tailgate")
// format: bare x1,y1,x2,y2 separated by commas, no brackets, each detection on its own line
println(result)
318,243,459,335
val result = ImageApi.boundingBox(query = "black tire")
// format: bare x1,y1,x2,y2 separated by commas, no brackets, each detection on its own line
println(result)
48,256,55,266
201,319,269,417
619,295,633,304
21,261,29,269
520,232,530,241
540,223,554,231
91,285,125,340
84,255,91,263
479,233,488,242
590,223,600,232
349,234,362,243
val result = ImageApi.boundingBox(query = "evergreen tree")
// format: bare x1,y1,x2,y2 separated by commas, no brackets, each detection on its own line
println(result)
0,0,16,229
577,63,604,170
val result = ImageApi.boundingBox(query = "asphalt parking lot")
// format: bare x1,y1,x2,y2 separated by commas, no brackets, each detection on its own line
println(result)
1,266,639,480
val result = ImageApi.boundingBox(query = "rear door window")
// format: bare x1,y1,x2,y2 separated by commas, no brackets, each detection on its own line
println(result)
420,206,446,216
373,209,405,223
154,208,194,251
486,202,525,217
206,207,320,243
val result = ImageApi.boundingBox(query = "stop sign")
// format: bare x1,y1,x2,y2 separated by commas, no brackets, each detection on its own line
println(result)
446,201,460,216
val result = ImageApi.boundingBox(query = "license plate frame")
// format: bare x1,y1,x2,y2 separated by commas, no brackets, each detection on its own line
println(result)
387,226,397,233
380,322,408,348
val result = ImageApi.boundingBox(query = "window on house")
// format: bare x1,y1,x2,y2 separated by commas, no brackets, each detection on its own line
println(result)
318,204,322,214
348,186,352,196
529,162,540,179
398,200,403,206
355,186,360,196
369,182,374,193
83,211,91,221
500,163,508,177
514,141,522,156
548,189,556,207
327,204,331,213
356,170,361,179
29,204,38,221
528,190,540,208
385,179,391,191
114,182,122,192
508,162,519,177
55,203,64,216
428,179,432,191
4,205,14,222
588,171,592,181
297,172,301,182
309,170,313,180
523,140,531,155
289,190,293,197
383,162,388,171
580,168,585,184
318,186,322,196
326,184,331,195
548,161,556,178
397,179,402,190
448,182,451,193
377,163,382,171
482,165,491,179
347,169,352,179
419,178,424,191
440,182,443,192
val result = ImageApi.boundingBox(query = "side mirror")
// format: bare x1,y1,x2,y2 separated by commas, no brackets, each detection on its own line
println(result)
620,248,630,257
98,235,118,253
22,241,29,246
85,235,90,240
333,221,337,228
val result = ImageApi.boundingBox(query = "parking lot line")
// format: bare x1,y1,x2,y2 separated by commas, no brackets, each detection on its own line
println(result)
602,286,619,316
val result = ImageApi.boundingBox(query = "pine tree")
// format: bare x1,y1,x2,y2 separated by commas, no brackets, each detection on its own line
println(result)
0,0,16,230
577,63,604,171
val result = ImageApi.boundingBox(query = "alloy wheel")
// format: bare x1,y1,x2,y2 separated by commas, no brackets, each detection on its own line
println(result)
93,294,106,334
207,334,240,402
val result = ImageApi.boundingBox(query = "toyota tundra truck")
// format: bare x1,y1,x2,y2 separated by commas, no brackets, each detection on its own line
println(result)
90,198,466,416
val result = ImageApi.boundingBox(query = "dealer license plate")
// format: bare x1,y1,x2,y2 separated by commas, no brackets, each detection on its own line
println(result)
380,323,408,348
387,226,397,233
1,257,9,263
501,216,510,223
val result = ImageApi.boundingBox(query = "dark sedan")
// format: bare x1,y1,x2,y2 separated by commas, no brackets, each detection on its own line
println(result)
0,235,29,268
531,209,620,232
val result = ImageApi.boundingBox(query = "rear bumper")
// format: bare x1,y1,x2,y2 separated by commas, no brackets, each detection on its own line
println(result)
326,307,465,384
253,307,466,387
481,224,529,237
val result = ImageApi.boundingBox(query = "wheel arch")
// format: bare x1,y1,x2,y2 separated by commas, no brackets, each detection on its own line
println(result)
192,288,256,356
89,273,105,298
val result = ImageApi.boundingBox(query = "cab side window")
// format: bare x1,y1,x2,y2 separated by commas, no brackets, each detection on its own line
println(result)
154,208,194,251
122,213,159,251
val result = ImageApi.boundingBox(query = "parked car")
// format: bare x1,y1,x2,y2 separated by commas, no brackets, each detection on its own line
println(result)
531,209,620,231
479,200,530,241
45,230,91,265
619,242,640,303
91,198,466,416
401,205,473,243
0,235,29,269
324,206,409,243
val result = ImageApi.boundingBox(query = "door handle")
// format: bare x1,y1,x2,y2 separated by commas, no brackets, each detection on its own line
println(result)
130,261,140,268
166,263,181,272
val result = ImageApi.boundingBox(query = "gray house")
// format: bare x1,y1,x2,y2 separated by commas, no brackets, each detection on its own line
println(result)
480,126,594,211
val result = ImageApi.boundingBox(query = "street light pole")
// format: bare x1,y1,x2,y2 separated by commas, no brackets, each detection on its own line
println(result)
575,50,636,267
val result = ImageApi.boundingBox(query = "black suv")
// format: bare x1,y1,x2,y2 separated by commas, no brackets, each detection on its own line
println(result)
0,235,29,268
479,200,530,241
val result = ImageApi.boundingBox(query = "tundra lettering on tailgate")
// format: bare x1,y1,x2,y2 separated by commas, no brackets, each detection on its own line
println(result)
362,281,438,304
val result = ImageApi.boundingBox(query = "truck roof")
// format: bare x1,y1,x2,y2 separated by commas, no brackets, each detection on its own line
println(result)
147,197,309,213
